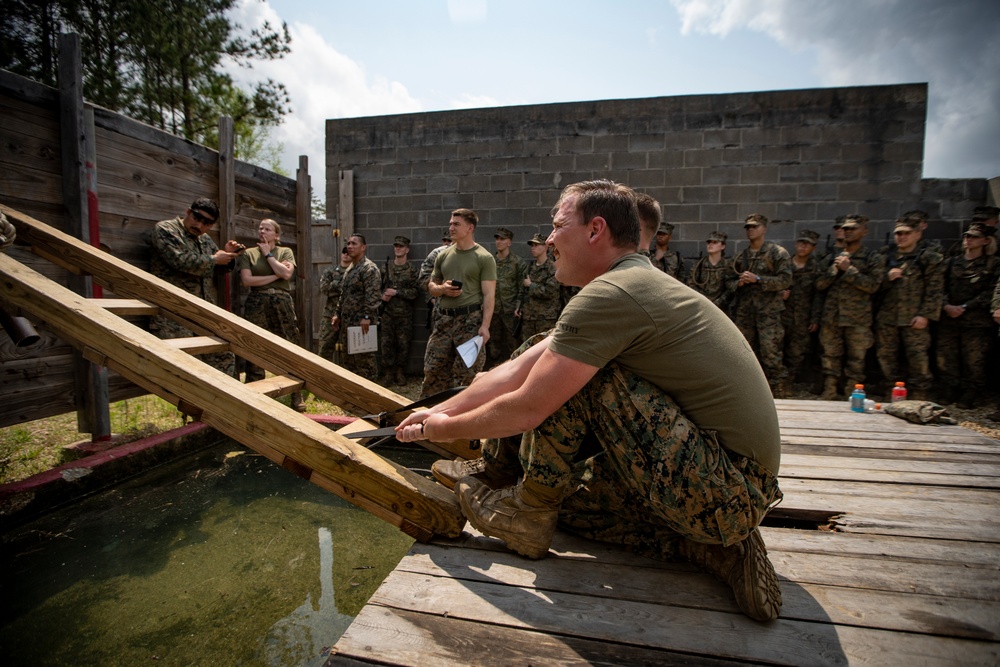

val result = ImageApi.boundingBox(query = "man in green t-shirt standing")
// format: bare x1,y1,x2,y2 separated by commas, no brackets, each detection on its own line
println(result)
396,181,783,622
420,208,497,398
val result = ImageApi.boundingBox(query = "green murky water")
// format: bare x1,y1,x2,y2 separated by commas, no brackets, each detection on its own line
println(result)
0,442,436,666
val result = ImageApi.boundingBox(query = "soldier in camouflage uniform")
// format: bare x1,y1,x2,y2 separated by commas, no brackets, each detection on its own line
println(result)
318,248,352,362
731,214,793,397
400,181,783,622
650,221,685,280
874,220,944,401
487,227,526,369
420,209,497,398
149,198,239,377
937,222,999,407
418,230,452,331
635,192,661,257
687,231,736,312
517,234,561,339
815,215,886,399
238,218,304,410
332,234,382,379
780,230,823,387
379,235,419,385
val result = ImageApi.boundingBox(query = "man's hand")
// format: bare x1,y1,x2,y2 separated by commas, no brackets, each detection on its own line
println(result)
477,323,491,345
833,252,852,272
910,315,929,330
994,308,1000,325
737,271,758,287
441,280,463,298
331,315,341,332
224,240,245,254
360,317,371,335
780,289,790,300
213,249,239,265
888,267,904,281
382,287,397,302
943,304,965,319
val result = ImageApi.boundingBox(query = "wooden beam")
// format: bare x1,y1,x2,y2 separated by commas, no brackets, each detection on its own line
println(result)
2,203,477,461
89,298,158,316
161,336,231,355
296,155,312,351
339,169,354,241
0,251,465,540
217,116,236,312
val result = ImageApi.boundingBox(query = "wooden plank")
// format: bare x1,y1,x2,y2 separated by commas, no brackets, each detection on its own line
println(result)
89,298,158,316
245,374,303,398
0,248,465,541
781,452,1000,479
296,155,313,350
354,570,999,666
781,442,1000,465
161,335,230,355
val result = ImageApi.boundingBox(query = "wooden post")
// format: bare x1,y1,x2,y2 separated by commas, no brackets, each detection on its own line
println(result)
59,32,110,439
217,116,236,312
339,170,354,241
296,155,312,350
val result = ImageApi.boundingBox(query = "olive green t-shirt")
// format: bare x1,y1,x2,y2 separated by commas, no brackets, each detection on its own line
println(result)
237,246,296,291
549,253,781,474
431,243,498,309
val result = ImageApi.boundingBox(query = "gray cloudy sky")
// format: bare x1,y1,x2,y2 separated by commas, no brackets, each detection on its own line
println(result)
228,0,999,181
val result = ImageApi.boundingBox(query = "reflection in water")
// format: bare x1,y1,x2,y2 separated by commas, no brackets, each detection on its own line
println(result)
259,527,353,666
0,443,434,666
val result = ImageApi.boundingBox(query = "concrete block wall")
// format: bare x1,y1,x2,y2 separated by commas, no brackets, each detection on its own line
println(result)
325,83,990,371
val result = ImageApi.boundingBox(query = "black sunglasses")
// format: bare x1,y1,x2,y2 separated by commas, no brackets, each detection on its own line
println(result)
191,209,216,225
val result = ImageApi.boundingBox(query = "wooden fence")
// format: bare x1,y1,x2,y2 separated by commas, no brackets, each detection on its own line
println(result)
0,35,321,431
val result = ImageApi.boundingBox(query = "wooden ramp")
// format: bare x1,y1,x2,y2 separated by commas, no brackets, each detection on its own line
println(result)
0,204,473,542
330,400,1000,666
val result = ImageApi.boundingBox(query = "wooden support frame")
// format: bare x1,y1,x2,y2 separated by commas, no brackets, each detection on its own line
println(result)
1,204,474,541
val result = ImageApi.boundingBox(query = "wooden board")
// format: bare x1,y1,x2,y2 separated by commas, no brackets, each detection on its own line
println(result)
330,400,1000,666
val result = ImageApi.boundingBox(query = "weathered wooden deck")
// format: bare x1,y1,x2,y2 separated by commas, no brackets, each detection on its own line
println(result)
329,399,1000,666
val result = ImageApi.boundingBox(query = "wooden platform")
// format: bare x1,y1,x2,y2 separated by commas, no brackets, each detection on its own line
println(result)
329,399,1000,666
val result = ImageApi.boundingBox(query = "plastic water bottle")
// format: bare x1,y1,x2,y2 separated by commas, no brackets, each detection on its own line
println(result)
850,384,866,412
864,398,877,413
891,382,908,402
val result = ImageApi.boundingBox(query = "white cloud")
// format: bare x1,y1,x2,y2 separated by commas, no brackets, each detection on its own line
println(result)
448,0,488,25
449,93,503,110
224,0,422,178
670,0,1000,178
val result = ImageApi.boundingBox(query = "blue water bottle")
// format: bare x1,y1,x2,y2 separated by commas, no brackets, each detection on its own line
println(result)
850,384,866,413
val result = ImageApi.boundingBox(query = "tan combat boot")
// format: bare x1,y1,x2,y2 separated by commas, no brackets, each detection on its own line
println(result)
290,391,306,413
431,458,518,490
456,477,560,559
819,377,838,400
679,528,782,621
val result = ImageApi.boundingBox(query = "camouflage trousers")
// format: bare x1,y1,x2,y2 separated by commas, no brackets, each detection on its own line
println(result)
782,312,816,381
242,291,299,383
338,327,378,380
379,308,413,370
150,315,235,378
487,306,521,369
521,317,557,341
936,323,994,392
483,358,781,556
876,324,932,391
733,308,787,386
317,303,339,363
420,310,485,398
820,323,873,383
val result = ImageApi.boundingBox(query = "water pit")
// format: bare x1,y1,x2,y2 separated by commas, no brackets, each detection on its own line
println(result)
0,440,437,666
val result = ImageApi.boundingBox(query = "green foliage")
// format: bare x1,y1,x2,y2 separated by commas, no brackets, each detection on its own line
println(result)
0,0,291,153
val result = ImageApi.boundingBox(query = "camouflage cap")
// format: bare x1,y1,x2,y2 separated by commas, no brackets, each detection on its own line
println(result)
441,228,452,241
893,219,917,233
393,235,410,246
706,231,727,243
744,213,768,227
796,229,820,244
527,233,547,245
494,227,514,240
656,221,675,234
972,206,1000,221
902,209,928,224
963,222,996,238
840,214,868,229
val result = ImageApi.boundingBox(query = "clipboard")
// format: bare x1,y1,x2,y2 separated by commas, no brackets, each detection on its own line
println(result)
347,325,378,354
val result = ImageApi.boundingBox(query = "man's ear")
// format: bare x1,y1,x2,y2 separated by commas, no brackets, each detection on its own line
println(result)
588,216,607,242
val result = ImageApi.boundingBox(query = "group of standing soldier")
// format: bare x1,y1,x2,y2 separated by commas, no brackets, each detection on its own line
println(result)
149,197,1000,412
650,205,1000,408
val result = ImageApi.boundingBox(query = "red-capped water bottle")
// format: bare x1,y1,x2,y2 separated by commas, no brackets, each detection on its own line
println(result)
891,382,907,402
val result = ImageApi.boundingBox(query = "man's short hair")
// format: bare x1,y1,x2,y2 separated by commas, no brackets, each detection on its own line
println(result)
555,180,640,250
351,233,367,245
452,208,479,226
190,197,219,222
634,193,661,235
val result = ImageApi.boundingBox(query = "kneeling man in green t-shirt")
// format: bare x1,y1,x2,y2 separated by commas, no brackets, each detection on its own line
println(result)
395,180,784,622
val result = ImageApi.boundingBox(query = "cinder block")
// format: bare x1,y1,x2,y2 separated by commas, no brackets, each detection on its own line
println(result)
798,183,839,201
629,169,667,188
594,134,631,153
759,184,798,202
664,132,703,150
779,164,820,183
540,155,576,172
741,127,783,147
685,150,723,168
761,145,801,164
491,173,524,192
458,174,491,192
648,151,685,169
473,191,507,210
612,152,648,170
838,182,880,201
442,158,476,175
722,147,762,165
427,175,459,193
703,129,743,149
819,163,860,182
665,167,703,187
703,167,742,185
630,134,666,152
800,144,843,163
741,165,780,185
412,161,444,176
558,135,594,154
720,185,759,204
682,186,721,204
698,204,741,223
